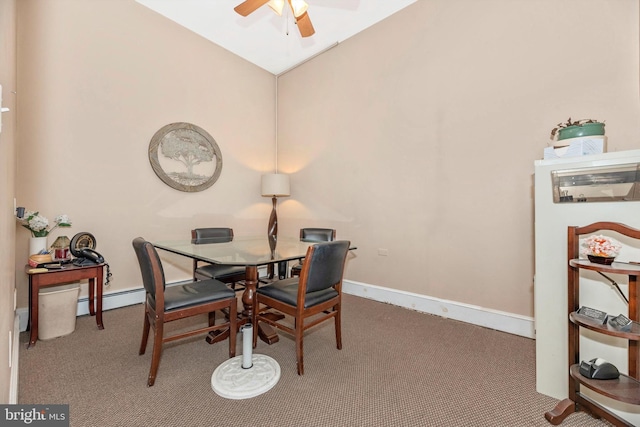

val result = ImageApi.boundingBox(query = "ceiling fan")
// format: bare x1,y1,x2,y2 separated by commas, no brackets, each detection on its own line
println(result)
234,0,316,37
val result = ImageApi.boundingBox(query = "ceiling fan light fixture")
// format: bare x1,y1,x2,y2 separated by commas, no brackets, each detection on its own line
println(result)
288,0,308,18
268,0,285,16
233,0,314,37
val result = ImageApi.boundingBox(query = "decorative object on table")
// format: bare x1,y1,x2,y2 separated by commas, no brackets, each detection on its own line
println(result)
545,118,606,160
261,173,290,245
550,118,605,143
16,209,72,255
543,136,606,160
28,254,53,268
17,210,72,237
70,232,103,264
148,122,223,193
581,234,621,264
608,313,633,332
587,254,616,265
69,232,96,254
576,306,608,324
69,232,112,286
579,358,620,380
51,235,71,261
29,237,48,257
211,323,281,400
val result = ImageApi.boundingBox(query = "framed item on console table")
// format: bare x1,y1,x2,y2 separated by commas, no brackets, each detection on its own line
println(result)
148,122,223,192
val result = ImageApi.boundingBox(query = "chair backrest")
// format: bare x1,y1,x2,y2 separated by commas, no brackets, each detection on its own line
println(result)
191,228,234,244
300,228,336,243
132,237,166,300
302,240,350,294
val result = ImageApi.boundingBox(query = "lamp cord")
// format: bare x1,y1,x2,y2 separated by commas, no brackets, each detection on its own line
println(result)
275,75,279,173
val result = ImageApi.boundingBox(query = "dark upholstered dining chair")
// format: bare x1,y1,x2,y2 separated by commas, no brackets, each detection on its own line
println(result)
132,237,237,387
191,228,246,290
252,240,350,375
290,228,336,277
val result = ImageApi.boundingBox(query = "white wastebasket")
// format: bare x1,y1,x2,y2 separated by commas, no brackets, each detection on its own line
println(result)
38,283,80,340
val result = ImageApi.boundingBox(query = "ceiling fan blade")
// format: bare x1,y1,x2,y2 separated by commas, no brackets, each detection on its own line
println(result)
234,0,270,17
296,11,315,37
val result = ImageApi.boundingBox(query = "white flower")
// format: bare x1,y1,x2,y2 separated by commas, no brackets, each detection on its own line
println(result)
28,215,48,232
18,210,72,237
54,214,72,227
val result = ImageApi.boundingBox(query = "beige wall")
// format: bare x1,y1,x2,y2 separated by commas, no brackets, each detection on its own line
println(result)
14,0,276,308
277,0,640,316
0,0,17,404
4,0,640,403
9,0,640,361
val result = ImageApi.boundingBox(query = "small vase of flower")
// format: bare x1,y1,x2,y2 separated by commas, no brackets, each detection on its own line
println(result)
580,235,622,265
18,210,72,255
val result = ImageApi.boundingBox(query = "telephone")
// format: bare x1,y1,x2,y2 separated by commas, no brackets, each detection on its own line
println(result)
73,248,104,266
579,358,620,380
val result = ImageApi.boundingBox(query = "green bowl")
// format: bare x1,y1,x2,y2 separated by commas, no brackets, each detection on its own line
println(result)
558,122,605,140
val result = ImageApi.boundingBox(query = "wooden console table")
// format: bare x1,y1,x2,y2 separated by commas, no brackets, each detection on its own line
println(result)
26,263,105,348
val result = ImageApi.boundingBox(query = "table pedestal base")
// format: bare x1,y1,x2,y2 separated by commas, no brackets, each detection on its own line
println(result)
207,312,283,345
257,313,284,344
242,265,283,345
211,354,280,399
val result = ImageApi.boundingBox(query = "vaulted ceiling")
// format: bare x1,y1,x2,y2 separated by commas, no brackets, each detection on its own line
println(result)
136,0,417,75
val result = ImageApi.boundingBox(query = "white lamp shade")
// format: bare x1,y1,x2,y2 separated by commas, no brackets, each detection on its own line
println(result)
289,0,308,17
261,173,290,197
268,0,285,15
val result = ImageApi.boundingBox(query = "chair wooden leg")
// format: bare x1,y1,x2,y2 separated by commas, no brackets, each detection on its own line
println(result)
139,311,151,355
208,311,216,327
147,322,164,387
295,319,304,375
335,307,342,350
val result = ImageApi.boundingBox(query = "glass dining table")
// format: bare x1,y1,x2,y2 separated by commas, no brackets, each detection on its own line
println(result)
153,235,326,345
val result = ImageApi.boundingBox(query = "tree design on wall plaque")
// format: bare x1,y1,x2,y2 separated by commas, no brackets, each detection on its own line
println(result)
148,122,223,192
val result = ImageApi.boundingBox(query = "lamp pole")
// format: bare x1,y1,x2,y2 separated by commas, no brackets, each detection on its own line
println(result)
261,173,290,278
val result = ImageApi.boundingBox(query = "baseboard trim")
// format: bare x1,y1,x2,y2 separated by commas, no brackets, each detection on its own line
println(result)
17,279,535,339
342,280,535,339
10,313,20,404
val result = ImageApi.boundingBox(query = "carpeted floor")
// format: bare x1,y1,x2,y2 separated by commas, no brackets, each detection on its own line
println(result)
19,294,613,426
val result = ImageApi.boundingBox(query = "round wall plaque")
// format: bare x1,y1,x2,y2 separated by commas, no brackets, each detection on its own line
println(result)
148,122,223,192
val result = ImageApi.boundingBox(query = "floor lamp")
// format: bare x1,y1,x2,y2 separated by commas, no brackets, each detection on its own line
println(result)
261,173,290,242
261,173,290,278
